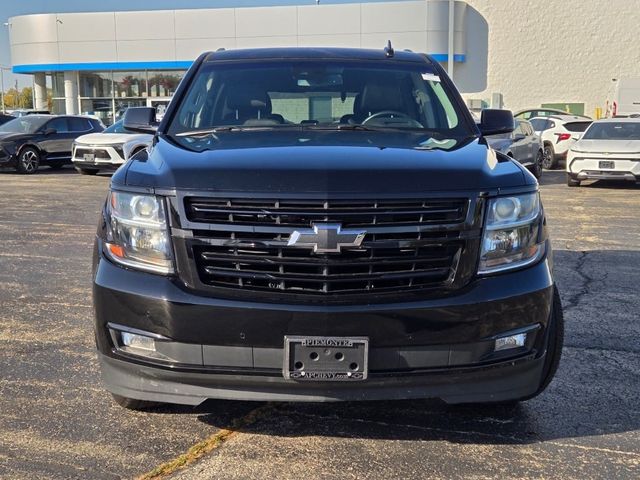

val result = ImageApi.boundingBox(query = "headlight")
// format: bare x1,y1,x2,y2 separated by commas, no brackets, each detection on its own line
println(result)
479,192,545,274
112,144,125,159
104,191,173,274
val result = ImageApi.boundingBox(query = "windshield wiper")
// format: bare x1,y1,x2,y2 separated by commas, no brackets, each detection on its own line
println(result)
306,124,380,132
175,125,300,137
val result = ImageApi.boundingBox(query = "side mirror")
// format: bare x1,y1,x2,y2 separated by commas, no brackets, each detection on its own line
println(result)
513,133,526,141
479,109,515,136
43,127,56,135
123,107,158,134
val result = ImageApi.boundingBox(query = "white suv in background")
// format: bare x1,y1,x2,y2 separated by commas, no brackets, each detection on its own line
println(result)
566,118,640,187
72,119,152,175
529,115,592,169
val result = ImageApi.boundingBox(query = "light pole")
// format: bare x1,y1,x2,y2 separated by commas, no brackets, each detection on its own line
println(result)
0,65,9,113
2,22,9,113
0,66,4,113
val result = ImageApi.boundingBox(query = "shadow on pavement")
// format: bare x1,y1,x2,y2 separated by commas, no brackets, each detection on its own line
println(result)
540,169,640,189
0,166,114,176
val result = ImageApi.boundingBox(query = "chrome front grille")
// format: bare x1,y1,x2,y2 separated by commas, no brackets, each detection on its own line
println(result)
181,196,471,296
184,197,467,227
74,146,111,161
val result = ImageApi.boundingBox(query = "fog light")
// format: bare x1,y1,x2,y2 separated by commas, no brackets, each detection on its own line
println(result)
494,333,527,352
121,332,156,352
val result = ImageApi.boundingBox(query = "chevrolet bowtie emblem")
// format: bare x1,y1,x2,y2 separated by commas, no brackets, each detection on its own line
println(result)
287,223,366,254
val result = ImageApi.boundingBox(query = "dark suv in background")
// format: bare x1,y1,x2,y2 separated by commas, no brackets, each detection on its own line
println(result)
487,119,544,178
93,47,563,409
0,115,104,174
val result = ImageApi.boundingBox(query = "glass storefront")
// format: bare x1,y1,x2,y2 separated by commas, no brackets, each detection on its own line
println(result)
81,99,114,126
49,69,186,125
148,71,183,98
113,72,147,99
80,72,114,98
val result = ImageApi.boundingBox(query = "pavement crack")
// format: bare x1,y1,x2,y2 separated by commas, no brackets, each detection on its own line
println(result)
563,344,640,355
135,403,275,480
282,410,531,444
282,411,640,458
563,251,594,312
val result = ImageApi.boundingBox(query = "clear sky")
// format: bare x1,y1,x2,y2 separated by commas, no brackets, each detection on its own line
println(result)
0,0,402,89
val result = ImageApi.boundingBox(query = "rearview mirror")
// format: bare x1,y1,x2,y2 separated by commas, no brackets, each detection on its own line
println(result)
123,107,158,134
43,127,56,135
479,109,515,136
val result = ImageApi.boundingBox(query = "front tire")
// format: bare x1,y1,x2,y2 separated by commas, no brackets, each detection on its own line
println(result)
16,147,40,174
531,285,564,397
530,149,544,179
75,166,99,175
542,144,557,170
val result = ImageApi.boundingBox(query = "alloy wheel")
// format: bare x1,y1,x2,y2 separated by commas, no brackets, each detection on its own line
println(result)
534,151,544,178
20,150,39,173
542,147,553,170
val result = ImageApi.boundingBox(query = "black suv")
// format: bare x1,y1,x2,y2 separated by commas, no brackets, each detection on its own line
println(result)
0,115,104,174
93,47,563,409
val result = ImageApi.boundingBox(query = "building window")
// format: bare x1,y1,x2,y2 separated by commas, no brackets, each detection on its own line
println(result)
51,73,65,98
79,72,113,98
113,72,148,98
148,71,184,98
48,69,185,125
81,99,114,126
51,99,66,115
114,99,147,121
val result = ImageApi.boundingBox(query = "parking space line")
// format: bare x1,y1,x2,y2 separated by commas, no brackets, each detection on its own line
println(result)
135,403,275,480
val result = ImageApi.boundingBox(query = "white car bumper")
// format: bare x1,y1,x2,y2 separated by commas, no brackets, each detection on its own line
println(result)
567,153,640,182
72,144,125,166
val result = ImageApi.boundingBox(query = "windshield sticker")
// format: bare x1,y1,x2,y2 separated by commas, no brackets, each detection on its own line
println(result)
421,73,441,82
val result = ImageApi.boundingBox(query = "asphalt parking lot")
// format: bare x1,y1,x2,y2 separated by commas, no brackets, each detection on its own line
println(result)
0,168,638,479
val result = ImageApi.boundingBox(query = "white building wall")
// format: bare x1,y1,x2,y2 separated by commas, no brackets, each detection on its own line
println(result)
10,0,639,117
8,1,466,68
460,0,640,116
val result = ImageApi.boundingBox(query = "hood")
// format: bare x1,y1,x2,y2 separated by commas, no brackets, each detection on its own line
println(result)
75,132,152,145
573,139,640,154
0,132,32,143
119,131,528,194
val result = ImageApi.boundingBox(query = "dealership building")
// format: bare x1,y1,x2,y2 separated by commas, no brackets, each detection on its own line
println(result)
7,0,640,123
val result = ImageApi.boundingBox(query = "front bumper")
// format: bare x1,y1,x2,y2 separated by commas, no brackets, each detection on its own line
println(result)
72,160,121,170
568,155,640,182
72,144,125,168
99,350,546,404
93,247,555,404
0,147,17,167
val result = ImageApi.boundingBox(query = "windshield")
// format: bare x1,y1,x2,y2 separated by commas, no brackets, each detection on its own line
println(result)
167,60,471,138
0,116,49,134
104,119,134,134
582,121,640,140
529,118,549,131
